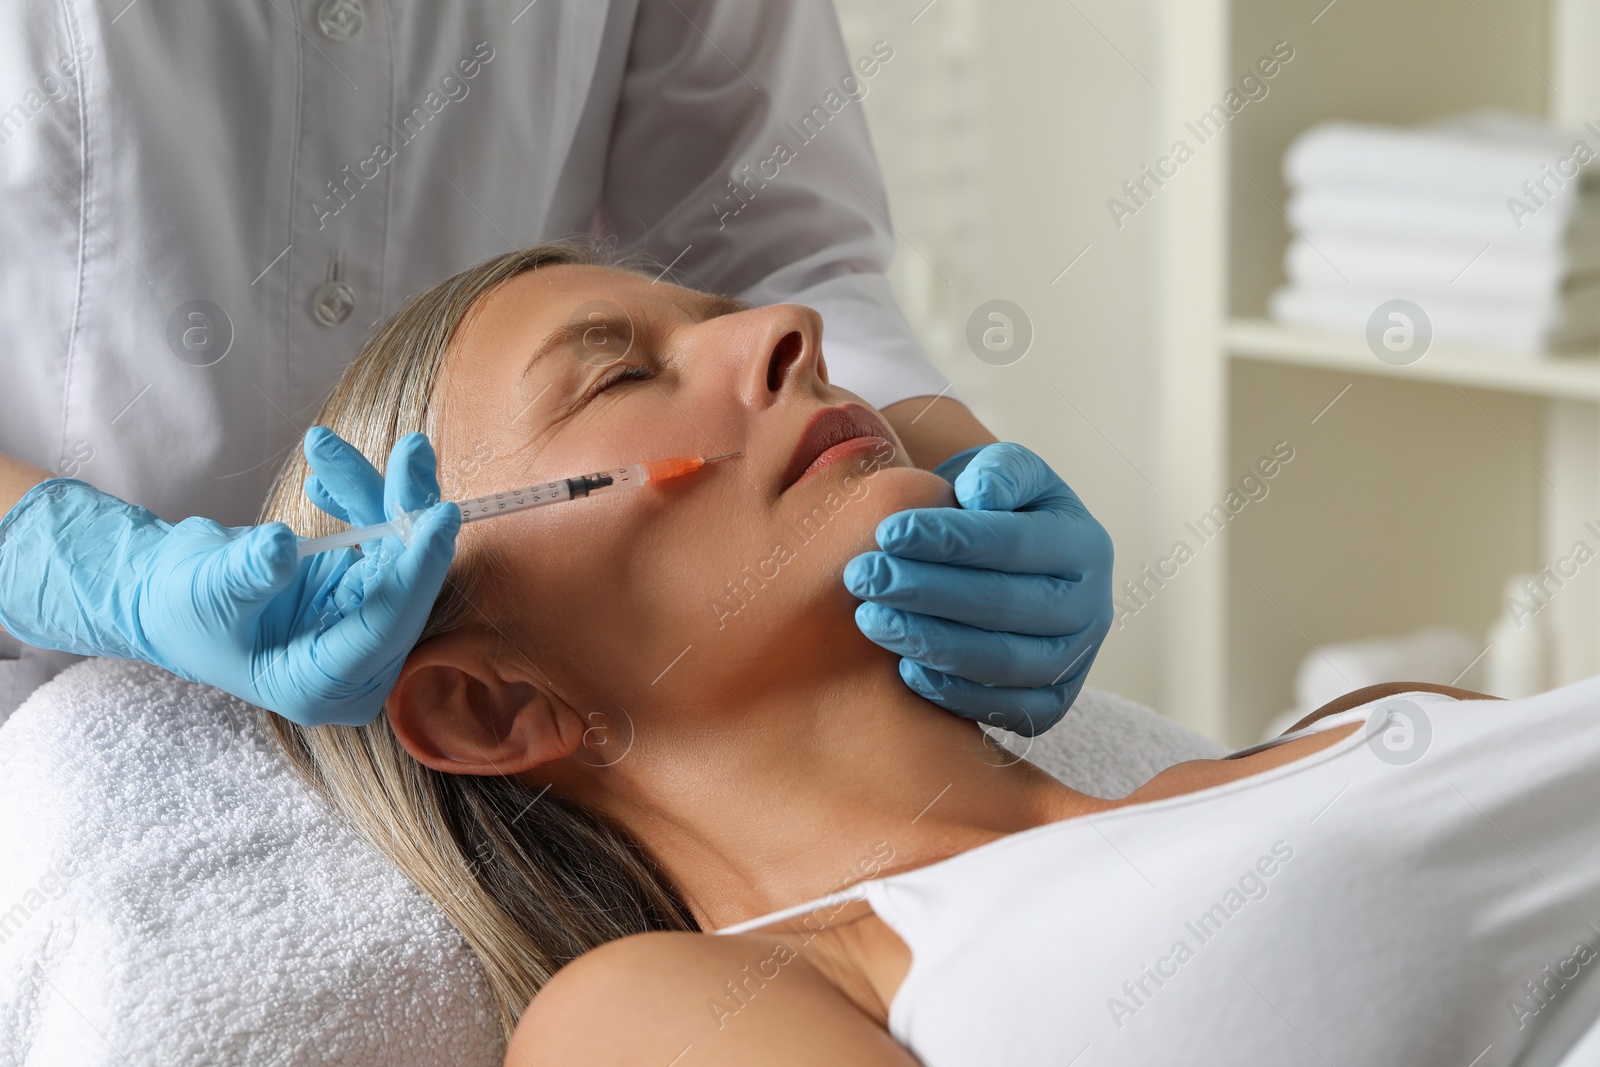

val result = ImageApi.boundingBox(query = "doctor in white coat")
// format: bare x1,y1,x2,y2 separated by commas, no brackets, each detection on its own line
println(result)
0,0,1113,735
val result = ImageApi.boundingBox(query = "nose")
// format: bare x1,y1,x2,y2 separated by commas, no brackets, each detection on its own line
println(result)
737,304,826,407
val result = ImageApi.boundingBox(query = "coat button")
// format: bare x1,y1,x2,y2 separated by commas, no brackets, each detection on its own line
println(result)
316,0,364,41
310,280,356,326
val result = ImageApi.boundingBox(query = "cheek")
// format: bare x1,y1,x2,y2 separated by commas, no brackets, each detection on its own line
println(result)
479,478,748,696
472,461,955,703
695,466,954,617
489,489,659,643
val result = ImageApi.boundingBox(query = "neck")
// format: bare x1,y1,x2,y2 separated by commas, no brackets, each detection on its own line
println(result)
554,647,1082,931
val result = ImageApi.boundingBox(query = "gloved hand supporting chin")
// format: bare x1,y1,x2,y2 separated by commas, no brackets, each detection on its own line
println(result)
845,441,1114,737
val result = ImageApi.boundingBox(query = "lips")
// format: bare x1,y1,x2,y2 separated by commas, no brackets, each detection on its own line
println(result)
780,404,895,492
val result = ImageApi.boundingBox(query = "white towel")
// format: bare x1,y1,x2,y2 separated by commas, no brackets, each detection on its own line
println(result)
1271,113,1600,352
1283,112,1589,199
994,687,1226,799
0,659,502,1067
1268,281,1600,353
1281,233,1600,303
0,659,1223,1065
1286,186,1600,249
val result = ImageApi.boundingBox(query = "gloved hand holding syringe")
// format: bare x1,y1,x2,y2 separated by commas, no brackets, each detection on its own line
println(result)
296,451,742,557
0,426,742,729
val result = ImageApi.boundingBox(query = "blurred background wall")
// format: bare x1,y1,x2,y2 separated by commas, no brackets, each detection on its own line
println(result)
835,0,1169,713
834,0,1580,743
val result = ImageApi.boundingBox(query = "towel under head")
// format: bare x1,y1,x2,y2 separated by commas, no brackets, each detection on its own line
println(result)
0,658,501,1067
0,658,1220,1065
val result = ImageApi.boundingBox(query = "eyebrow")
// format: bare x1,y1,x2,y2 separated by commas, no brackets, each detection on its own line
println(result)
520,290,753,381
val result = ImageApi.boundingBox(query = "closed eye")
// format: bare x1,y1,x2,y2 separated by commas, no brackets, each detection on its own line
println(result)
586,362,654,401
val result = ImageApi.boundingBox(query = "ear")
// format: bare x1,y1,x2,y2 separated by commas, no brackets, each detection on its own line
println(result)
385,628,586,776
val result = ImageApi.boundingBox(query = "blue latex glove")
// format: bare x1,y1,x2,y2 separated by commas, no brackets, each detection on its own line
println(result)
300,425,437,536
0,430,459,726
844,442,1113,736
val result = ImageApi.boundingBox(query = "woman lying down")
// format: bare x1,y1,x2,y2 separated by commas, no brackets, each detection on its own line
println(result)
263,240,1600,1066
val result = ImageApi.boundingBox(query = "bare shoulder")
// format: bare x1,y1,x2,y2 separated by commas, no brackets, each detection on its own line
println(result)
506,930,918,1067
1281,681,1496,733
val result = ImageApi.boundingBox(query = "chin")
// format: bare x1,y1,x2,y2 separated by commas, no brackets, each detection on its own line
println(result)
782,464,951,554
872,464,957,511
701,466,952,661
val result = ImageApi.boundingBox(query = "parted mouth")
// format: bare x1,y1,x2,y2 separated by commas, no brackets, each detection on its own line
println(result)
780,404,895,493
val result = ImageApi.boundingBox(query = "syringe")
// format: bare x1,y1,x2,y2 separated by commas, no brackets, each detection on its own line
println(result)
295,452,741,557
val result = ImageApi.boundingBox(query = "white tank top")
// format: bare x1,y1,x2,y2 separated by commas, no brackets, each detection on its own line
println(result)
714,682,1600,1066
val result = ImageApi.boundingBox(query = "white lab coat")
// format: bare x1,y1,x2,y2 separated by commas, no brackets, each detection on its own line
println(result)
0,0,948,714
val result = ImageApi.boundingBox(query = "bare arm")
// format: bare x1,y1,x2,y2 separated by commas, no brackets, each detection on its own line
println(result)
879,395,998,472
0,452,54,520
509,932,918,1067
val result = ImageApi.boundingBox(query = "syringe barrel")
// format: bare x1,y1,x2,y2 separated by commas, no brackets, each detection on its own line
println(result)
456,480,575,523
454,464,650,524
295,455,719,554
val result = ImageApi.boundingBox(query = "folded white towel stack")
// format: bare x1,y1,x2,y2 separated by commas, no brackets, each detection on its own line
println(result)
1270,110,1600,353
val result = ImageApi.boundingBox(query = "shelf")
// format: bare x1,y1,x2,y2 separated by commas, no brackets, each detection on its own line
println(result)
1227,318,1600,402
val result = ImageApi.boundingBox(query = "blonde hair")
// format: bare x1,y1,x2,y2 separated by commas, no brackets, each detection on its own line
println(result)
259,238,696,1041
